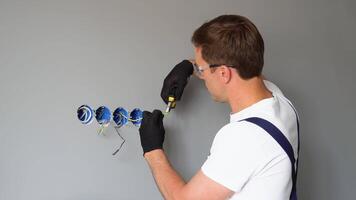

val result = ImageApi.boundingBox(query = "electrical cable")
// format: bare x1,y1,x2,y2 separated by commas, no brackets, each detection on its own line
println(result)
112,126,126,156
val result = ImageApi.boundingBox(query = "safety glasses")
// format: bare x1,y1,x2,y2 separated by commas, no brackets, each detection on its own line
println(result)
192,60,235,78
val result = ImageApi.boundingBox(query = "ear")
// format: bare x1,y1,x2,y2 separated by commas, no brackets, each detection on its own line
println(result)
218,66,231,84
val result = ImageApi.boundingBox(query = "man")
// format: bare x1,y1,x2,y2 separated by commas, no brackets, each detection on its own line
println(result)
139,15,299,200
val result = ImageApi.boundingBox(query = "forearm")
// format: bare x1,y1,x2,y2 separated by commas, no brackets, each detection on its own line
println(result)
144,149,186,200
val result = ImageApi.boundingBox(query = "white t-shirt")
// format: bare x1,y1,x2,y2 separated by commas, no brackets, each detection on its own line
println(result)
201,80,299,200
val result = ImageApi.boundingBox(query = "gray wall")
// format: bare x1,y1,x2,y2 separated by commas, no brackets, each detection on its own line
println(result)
0,0,355,199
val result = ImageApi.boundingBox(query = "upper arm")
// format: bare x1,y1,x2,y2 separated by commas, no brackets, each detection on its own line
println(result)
177,170,234,200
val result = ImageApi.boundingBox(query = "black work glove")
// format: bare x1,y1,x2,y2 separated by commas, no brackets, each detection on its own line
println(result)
161,60,194,104
139,109,165,155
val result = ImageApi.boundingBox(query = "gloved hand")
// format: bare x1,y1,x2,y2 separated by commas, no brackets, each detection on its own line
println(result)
161,60,194,104
139,109,165,155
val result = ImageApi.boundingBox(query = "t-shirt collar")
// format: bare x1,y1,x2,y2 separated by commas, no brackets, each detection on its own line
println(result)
229,96,275,123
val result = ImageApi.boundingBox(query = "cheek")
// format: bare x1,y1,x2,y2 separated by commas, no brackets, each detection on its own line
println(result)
204,79,217,94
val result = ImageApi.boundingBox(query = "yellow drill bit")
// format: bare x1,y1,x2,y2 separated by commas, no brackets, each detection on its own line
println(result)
165,96,176,113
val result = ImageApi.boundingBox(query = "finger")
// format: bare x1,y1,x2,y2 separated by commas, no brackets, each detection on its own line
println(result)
158,111,164,128
161,82,169,104
175,81,187,100
152,109,163,124
142,111,152,124
168,85,178,97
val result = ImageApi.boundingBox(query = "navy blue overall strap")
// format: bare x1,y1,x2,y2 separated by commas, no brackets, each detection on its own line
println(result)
240,117,298,200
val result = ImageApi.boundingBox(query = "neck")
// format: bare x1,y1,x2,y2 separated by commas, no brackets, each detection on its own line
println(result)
228,77,273,113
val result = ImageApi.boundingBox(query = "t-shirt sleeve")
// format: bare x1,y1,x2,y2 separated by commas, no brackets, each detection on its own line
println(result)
201,122,265,192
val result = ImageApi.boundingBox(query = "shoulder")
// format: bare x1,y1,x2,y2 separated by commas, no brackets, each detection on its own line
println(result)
216,121,269,143
211,121,272,154
211,121,289,160
203,121,291,192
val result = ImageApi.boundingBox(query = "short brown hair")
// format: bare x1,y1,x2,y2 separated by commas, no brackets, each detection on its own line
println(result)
191,15,264,79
